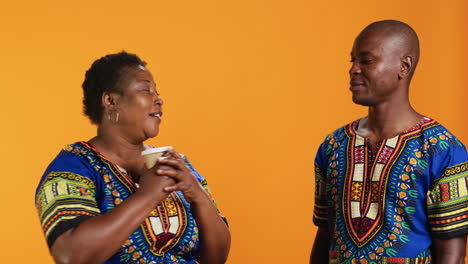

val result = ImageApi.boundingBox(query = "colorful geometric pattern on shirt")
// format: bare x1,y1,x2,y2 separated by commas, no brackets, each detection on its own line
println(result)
313,133,341,227
140,193,188,256
313,117,468,263
329,250,431,264
186,158,227,225
346,133,399,246
37,142,207,263
313,164,329,225
378,256,431,264
427,161,468,237
343,120,426,248
35,171,100,238
76,142,195,261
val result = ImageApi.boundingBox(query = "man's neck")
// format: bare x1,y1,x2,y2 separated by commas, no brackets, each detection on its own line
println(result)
357,98,423,143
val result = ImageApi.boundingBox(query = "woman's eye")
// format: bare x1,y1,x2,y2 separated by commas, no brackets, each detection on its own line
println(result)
141,87,159,95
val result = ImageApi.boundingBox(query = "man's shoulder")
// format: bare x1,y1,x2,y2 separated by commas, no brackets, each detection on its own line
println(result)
420,117,461,139
322,118,360,141
418,117,466,150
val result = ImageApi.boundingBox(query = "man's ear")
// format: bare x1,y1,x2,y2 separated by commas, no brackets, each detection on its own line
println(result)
399,55,414,79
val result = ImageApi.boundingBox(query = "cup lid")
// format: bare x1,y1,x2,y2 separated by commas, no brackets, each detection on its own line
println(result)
141,146,173,155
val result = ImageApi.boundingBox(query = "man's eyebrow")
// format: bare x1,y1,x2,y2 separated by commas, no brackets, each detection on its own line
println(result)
350,51,373,57
359,51,373,56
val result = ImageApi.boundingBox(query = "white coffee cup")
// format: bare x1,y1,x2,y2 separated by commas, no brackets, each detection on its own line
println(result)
141,146,173,169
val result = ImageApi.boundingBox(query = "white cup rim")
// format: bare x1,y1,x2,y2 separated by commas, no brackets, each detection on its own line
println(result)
141,146,173,156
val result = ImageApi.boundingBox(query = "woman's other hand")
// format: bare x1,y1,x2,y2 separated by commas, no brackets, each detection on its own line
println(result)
156,149,231,263
155,149,206,203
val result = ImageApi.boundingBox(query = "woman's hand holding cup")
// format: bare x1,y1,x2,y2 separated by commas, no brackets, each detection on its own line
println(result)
137,148,176,201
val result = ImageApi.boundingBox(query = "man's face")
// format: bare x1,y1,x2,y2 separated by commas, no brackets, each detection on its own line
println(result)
349,30,403,106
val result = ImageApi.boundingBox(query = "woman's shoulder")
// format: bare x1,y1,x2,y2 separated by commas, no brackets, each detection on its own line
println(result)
47,141,100,170
36,142,103,192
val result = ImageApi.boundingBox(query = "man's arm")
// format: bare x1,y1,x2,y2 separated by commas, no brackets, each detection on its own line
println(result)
310,227,330,264
432,236,467,264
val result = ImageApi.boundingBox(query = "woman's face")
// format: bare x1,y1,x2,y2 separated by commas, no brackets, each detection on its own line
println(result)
114,65,164,141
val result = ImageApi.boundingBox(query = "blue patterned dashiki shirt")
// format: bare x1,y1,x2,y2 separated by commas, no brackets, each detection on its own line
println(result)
313,117,468,264
35,141,223,264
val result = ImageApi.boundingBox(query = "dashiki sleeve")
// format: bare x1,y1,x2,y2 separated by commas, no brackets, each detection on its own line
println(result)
427,141,468,239
313,134,336,228
35,149,101,248
183,155,227,225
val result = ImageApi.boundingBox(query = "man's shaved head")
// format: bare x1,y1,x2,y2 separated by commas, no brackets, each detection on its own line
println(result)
359,20,420,76
349,20,421,106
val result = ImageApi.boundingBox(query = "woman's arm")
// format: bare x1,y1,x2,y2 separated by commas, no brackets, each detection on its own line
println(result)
157,151,231,264
51,170,175,264
432,236,467,264
190,189,231,264
310,227,330,264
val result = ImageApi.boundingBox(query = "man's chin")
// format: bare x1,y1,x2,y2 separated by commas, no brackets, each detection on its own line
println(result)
352,96,374,107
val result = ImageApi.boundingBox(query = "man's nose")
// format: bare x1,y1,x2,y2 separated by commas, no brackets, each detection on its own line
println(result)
349,62,361,76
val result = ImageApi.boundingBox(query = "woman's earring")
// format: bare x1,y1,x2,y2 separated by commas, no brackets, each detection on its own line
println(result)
108,110,119,123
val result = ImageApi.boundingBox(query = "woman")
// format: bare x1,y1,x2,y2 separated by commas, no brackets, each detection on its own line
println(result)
35,51,230,264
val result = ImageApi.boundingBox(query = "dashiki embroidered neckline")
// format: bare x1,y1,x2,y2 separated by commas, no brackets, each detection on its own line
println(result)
342,118,433,248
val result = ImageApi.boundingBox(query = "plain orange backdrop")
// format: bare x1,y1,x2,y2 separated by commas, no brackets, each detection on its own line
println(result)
0,0,467,263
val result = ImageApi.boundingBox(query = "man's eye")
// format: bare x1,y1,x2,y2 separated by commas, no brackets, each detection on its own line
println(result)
360,59,372,65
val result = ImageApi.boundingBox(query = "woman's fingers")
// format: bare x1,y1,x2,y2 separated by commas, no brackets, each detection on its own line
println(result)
163,182,188,192
156,156,187,171
166,149,184,160
155,150,204,203
156,167,180,179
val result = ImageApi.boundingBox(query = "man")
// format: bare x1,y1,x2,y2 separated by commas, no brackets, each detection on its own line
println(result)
310,20,468,264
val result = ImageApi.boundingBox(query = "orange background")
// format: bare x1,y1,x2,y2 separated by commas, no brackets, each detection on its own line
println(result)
0,0,467,263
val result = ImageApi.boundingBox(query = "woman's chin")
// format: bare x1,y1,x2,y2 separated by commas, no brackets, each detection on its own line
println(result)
145,129,160,139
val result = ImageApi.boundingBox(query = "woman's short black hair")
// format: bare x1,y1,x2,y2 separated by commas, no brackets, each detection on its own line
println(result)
82,51,147,124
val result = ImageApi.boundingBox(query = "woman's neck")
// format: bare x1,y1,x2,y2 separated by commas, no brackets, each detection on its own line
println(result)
89,125,146,165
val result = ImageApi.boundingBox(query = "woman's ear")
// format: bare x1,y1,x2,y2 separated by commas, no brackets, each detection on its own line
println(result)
102,92,122,124
102,92,119,111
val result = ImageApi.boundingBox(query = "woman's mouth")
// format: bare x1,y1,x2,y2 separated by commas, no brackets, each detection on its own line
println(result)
149,112,162,118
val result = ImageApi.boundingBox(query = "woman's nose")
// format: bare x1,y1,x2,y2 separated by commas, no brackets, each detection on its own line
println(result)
155,95,164,106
